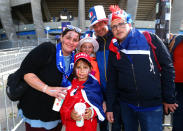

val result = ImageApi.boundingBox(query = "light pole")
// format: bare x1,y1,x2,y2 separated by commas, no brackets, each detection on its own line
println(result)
45,26,50,40
155,0,171,46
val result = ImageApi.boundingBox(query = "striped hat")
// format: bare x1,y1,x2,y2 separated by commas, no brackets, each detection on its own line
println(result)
89,5,108,27
108,5,132,25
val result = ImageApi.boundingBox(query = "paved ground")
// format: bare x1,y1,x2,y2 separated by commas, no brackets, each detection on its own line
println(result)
163,114,173,131
11,123,172,131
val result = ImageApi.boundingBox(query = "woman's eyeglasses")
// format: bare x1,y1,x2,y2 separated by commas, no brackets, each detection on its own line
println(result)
111,22,127,31
66,25,82,33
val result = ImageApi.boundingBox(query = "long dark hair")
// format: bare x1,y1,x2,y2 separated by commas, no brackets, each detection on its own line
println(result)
73,58,92,78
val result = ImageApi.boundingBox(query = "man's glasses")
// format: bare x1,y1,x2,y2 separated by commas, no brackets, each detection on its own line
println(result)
66,25,82,33
111,22,127,31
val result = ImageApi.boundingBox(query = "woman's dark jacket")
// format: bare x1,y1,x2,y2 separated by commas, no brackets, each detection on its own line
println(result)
18,42,73,121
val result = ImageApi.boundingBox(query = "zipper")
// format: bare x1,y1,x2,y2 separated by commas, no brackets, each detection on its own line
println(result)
102,37,107,81
131,63,140,107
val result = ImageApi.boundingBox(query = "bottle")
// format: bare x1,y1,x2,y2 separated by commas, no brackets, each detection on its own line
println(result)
52,86,71,112
74,102,86,127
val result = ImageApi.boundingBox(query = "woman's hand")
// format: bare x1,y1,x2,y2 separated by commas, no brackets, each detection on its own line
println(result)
71,109,82,121
24,73,68,99
45,86,68,99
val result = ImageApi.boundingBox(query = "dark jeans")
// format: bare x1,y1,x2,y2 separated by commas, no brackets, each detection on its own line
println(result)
100,100,122,131
173,83,183,131
120,102,163,131
99,119,109,131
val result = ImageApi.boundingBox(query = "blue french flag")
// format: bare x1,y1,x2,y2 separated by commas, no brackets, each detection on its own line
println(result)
81,74,105,121
89,7,97,25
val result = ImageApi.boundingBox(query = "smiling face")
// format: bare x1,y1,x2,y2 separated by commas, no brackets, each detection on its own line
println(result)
111,18,131,43
80,42,94,56
92,21,108,37
60,31,80,56
75,59,91,81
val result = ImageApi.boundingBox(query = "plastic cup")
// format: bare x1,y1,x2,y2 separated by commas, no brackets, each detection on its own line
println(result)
74,103,86,127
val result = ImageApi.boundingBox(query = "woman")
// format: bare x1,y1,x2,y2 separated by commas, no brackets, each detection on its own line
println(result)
18,25,81,131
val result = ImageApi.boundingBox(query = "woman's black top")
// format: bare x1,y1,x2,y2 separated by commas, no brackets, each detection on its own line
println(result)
18,42,73,122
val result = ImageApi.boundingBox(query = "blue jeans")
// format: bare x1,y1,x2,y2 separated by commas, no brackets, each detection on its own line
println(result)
120,102,163,131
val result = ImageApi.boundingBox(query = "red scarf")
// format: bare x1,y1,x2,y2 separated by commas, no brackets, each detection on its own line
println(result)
71,78,85,90
109,38,121,60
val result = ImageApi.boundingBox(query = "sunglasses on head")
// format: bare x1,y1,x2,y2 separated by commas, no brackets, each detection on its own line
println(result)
66,25,82,33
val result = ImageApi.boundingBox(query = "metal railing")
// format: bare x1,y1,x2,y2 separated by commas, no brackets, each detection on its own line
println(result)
0,46,34,131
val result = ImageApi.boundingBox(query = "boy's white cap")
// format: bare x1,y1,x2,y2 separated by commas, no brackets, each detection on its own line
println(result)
89,5,108,28
78,37,99,53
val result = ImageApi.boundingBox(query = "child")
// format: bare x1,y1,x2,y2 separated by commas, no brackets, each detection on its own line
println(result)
60,52,105,131
77,31,100,82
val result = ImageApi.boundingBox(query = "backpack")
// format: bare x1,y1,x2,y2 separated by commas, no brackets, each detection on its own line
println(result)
168,34,177,53
6,69,28,101
143,31,162,71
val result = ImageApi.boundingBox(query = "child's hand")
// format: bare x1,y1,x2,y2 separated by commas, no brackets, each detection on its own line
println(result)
83,108,92,120
103,101,107,113
71,109,82,121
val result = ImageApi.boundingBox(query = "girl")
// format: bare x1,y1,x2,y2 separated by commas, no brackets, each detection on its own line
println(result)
77,31,100,82
60,52,105,131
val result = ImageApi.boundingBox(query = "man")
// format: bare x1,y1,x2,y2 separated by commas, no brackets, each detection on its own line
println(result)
106,5,178,131
88,5,122,131
169,35,183,131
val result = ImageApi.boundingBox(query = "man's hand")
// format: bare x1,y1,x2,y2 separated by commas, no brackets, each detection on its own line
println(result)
163,102,178,115
71,109,81,121
106,112,114,123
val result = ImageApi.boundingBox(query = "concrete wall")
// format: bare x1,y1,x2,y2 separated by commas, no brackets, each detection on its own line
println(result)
10,0,31,7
